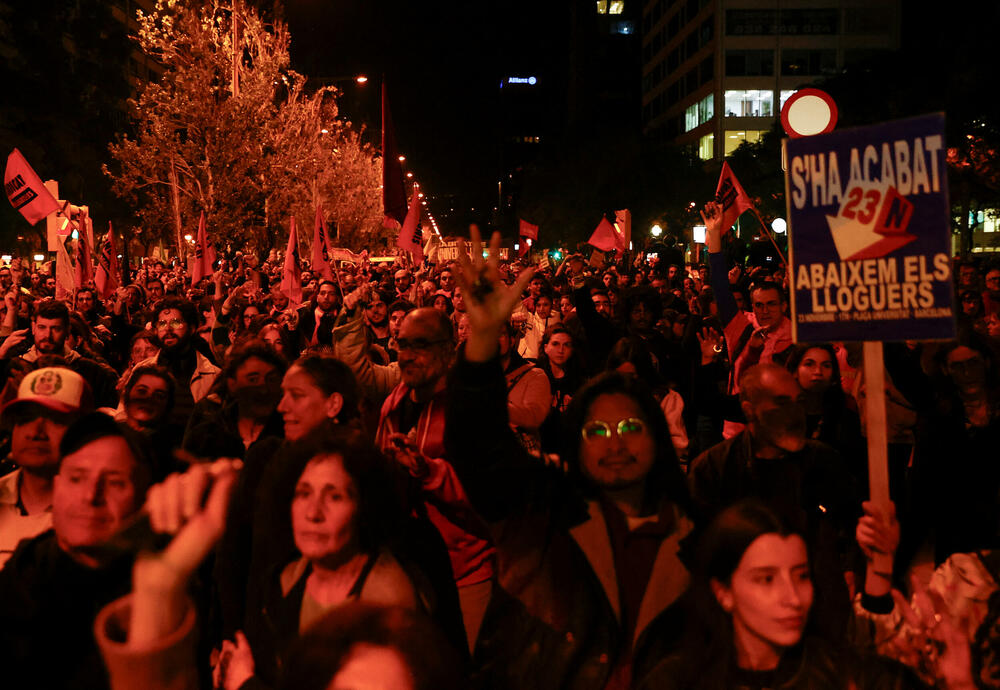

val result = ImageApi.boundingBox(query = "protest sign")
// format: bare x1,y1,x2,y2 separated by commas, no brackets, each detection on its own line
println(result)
785,113,955,343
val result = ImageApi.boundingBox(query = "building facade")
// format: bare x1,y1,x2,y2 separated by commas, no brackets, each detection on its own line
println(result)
640,0,900,159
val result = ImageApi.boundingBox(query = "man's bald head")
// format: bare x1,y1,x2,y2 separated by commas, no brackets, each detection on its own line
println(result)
739,362,807,455
402,307,454,344
739,363,798,406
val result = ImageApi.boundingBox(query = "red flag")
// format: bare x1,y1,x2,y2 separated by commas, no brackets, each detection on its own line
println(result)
96,221,120,298
397,192,424,262
715,162,753,232
613,209,631,249
519,219,539,241
75,209,94,287
587,217,619,252
190,211,214,284
280,217,303,304
4,148,59,225
381,84,408,229
55,233,76,300
311,205,334,281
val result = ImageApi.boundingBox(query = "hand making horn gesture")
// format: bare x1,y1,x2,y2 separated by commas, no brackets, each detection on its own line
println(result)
455,226,535,363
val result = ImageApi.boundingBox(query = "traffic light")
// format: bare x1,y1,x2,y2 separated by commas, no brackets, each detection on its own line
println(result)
550,249,563,261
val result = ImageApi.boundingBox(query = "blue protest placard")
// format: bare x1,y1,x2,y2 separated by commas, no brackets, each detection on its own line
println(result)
784,113,955,342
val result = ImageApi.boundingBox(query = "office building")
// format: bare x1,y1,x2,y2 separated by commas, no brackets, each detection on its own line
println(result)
640,0,901,159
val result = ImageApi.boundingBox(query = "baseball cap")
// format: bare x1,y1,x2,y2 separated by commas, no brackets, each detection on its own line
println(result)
1,367,93,421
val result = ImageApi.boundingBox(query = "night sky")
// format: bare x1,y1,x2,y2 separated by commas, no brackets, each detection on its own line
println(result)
283,0,569,225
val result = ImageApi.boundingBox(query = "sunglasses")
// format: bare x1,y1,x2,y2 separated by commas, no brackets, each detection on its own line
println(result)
155,319,186,330
581,417,646,442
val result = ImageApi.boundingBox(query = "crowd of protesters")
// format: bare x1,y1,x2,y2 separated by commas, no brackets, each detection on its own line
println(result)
0,208,998,690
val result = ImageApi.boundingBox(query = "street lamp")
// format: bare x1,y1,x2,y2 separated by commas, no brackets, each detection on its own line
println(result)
772,217,787,235
355,75,369,85
398,155,406,163
650,224,663,237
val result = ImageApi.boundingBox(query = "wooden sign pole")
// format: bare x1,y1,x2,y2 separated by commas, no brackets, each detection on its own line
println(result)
862,340,892,573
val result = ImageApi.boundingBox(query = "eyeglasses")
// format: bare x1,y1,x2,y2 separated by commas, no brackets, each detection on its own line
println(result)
581,417,646,442
155,319,186,330
396,337,450,353
752,300,782,309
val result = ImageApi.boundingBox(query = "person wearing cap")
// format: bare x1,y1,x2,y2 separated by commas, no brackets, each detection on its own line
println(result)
0,367,92,566
0,412,152,689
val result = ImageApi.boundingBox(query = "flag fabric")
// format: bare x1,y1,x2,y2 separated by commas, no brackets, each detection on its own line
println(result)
423,234,441,264
519,219,539,241
381,84,408,229
589,250,606,268
280,217,303,304
190,211,214,284
588,216,619,252
397,192,424,262
311,205,334,281
715,162,754,232
55,234,76,300
519,240,530,258
96,222,120,298
75,210,94,287
613,209,631,250
4,148,59,225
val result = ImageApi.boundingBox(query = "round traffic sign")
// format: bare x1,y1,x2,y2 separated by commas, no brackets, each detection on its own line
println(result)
780,88,838,138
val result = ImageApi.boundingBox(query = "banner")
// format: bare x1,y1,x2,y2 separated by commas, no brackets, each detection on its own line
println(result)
95,222,120,298
519,219,539,241
715,162,753,232
784,113,955,342
280,217,303,304
4,149,59,225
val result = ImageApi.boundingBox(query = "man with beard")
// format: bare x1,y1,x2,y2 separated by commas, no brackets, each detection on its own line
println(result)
364,289,392,354
137,296,220,427
688,362,858,637
0,367,91,566
295,280,339,352
0,301,119,407
386,299,415,363
183,341,286,459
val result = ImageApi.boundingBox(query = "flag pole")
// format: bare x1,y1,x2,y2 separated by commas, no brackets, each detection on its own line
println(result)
748,207,787,267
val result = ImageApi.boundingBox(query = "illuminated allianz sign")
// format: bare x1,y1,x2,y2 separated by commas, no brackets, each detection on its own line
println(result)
506,76,537,85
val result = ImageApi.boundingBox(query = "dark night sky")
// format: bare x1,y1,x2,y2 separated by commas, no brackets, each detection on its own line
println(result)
283,0,570,225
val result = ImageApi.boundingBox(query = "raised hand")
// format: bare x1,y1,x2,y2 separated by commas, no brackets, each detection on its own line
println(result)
700,201,724,254
455,227,535,362
695,327,723,365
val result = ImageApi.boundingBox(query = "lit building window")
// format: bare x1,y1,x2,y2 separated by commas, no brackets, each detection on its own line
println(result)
597,0,608,14
724,90,773,118
685,94,714,132
609,0,624,14
698,133,715,160
779,90,797,110
724,130,767,156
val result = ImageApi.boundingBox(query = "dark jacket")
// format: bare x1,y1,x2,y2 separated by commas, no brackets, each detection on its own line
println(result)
0,531,133,690
183,395,284,460
445,354,693,689
294,304,336,353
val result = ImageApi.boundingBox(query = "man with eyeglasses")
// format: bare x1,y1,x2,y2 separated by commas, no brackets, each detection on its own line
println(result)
134,296,219,426
701,201,793,438
445,228,694,688
334,287,496,652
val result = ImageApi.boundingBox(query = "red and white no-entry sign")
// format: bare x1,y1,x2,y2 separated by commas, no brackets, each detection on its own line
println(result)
780,88,838,138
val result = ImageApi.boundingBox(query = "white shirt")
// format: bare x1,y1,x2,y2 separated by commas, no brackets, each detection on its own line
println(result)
0,469,53,567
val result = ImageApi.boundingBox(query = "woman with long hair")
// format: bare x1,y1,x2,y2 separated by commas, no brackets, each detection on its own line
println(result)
536,324,584,453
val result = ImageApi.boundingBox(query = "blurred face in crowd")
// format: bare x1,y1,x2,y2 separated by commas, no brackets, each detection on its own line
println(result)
456,314,471,344
147,280,164,302
53,436,141,558
528,277,544,298
396,309,452,390
960,265,977,287
497,328,511,358
743,368,807,455
591,292,612,319
30,272,40,287
795,348,834,394
560,295,574,319
32,316,67,355
712,533,813,667
751,286,786,330
155,308,191,353
629,301,654,332
395,271,411,291
987,313,1000,339
76,290,95,313
10,405,70,476
438,270,455,292
44,276,56,293
366,295,388,327
544,332,573,368
316,283,338,313
271,289,289,312
535,295,553,320
986,270,1000,295
124,374,170,428
130,336,159,367
578,393,655,492
668,266,678,281
388,309,408,341
0,267,12,289
277,365,343,441
259,324,285,357
452,287,465,313
432,295,450,313
945,345,987,393
961,292,981,317
603,273,615,288
292,454,359,564
419,280,436,300
241,305,261,330
229,356,283,418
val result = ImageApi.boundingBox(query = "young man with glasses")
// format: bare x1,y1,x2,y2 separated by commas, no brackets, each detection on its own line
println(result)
445,228,694,687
